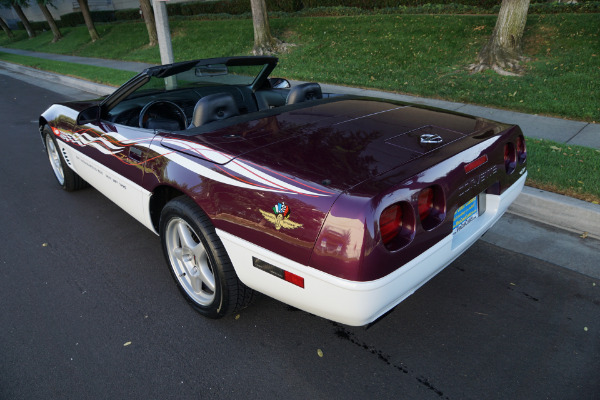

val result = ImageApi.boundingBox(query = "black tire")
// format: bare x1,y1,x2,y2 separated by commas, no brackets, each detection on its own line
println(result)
43,125,88,192
159,196,254,318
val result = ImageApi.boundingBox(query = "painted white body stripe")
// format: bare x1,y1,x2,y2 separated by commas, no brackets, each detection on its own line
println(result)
60,141,155,233
56,127,330,197
217,173,526,326
146,143,291,194
155,139,330,196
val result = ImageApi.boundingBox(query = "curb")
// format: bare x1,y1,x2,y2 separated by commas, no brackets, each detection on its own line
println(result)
0,60,115,96
3,61,600,239
508,186,600,239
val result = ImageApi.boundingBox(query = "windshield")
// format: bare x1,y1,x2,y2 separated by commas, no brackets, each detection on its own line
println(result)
104,57,276,126
137,63,267,94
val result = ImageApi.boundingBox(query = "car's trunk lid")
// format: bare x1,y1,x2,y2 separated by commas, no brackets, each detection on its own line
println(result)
162,98,507,192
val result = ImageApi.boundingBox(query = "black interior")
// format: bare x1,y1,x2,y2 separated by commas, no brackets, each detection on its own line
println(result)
105,82,333,132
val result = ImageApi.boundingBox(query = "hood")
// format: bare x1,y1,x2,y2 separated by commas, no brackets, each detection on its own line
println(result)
162,98,509,192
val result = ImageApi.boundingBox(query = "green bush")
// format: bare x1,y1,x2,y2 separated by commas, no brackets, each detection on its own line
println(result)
58,11,116,27
529,2,600,13
58,12,85,27
114,8,142,21
17,20,49,32
301,0,499,9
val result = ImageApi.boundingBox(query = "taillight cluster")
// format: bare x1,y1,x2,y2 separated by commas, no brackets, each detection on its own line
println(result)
505,135,527,174
379,185,445,251
379,201,415,250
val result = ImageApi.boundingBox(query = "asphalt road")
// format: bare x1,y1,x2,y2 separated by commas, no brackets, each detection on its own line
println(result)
1,71,599,400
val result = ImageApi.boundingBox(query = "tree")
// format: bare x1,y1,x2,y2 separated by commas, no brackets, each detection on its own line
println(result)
139,0,157,46
0,16,13,38
469,0,531,76
10,0,35,38
76,0,99,41
250,0,283,55
36,0,62,42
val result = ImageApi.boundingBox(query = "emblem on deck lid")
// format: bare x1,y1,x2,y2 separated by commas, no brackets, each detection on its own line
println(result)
420,133,443,144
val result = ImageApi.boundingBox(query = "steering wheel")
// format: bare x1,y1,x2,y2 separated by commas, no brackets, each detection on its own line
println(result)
138,100,187,130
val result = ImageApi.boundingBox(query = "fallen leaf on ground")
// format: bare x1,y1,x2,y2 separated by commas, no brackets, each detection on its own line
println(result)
580,232,589,239
317,349,323,358
124,341,131,347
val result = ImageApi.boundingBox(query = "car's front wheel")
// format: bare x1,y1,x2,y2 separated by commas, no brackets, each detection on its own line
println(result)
43,125,87,191
160,196,254,318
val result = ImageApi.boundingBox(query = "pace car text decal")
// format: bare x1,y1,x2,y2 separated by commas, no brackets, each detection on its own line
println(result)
51,127,334,197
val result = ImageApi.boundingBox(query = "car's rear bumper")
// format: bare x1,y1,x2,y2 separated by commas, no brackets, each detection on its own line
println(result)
218,172,527,326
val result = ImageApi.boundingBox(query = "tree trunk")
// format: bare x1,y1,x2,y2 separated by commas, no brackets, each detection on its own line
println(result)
250,0,281,55
12,3,35,38
37,1,62,42
469,0,530,76
77,0,99,42
0,16,14,39
139,0,157,46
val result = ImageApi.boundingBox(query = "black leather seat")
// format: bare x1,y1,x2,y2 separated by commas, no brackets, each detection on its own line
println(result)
189,93,240,128
286,83,323,105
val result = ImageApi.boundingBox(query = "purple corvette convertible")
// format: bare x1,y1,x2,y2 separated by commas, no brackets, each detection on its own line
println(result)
40,56,527,326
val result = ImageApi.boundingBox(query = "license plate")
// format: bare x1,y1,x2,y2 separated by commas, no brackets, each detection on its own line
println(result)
453,196,478,235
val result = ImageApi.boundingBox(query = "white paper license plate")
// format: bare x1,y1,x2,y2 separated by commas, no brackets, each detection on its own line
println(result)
452,196,478,235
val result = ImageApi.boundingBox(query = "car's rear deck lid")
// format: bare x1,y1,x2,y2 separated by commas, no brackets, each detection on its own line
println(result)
161,98,504,191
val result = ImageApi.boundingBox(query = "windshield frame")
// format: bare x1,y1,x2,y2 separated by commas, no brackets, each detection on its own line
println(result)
100,56,278,114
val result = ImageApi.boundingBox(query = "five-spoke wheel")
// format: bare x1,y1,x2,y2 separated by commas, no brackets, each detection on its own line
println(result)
43,125,88,191
159,196,254,318
164,217,217,306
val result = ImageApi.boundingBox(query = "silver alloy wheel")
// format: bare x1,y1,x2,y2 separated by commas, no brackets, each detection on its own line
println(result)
165,217,216,306
46,134,65,185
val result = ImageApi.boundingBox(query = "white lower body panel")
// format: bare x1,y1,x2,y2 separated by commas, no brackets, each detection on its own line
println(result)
60,141,155,232
218,173,527,326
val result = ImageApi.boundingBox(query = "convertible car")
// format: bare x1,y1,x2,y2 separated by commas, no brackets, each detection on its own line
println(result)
40,56,527,326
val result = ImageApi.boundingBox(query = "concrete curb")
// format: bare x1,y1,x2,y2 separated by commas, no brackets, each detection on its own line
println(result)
508,186,600,239
0,61,115,97
3,61,600,239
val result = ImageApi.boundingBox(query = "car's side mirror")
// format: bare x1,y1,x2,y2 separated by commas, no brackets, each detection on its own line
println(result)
268,78,291,89
76,105,101,125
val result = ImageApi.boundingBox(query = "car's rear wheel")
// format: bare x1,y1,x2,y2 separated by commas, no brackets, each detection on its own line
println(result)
160,196,254,318
43,125,88,191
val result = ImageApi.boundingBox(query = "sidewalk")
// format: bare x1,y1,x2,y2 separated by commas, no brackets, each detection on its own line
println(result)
1,47,599,241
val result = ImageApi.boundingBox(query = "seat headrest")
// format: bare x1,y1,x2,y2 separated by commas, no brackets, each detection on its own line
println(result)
190,92,240,128
286,83,323,105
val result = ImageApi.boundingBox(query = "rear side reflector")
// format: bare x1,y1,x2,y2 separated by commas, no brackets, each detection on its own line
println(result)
465,154,488,173
252,257,304,288
284,271,305,288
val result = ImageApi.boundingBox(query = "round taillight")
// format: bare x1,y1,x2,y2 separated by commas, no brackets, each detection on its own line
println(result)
417,185,446,231
504,142,516,174
517,135,526,164
379,202,415,251
418,187,434,221
380,204,402,245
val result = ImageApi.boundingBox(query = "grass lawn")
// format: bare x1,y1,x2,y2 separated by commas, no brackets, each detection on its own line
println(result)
0,52,134,86
0,13,598,203
1,14,598,121
526,139,600,203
